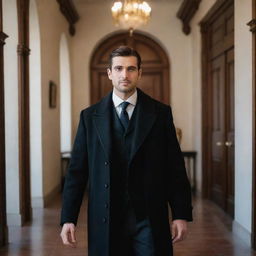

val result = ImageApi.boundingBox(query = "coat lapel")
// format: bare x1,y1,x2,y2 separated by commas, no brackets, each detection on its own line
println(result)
129,89,157,163
92,92,113,162
92,89,157,163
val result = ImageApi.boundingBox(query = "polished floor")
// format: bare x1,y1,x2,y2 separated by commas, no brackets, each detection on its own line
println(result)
0,194,256,256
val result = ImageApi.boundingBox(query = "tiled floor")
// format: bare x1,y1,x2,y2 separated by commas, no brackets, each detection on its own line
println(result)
0,194,255,256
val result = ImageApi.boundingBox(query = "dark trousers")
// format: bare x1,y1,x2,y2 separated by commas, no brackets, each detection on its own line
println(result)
120,207,155,256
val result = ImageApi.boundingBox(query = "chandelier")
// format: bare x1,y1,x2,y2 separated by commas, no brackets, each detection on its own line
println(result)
111,0,152,35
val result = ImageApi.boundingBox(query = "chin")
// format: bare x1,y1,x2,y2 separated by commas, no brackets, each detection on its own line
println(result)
121,87,135,93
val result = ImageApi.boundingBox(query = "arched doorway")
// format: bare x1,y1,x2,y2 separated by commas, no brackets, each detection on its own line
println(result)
90,32,170,105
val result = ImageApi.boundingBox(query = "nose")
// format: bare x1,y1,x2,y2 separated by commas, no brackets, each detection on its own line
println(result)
121,68,128,79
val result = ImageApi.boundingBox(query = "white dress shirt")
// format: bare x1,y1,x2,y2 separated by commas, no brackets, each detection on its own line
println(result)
112,90,137,120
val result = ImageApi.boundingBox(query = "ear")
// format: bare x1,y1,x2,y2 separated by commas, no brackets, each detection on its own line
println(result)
107,68,112,80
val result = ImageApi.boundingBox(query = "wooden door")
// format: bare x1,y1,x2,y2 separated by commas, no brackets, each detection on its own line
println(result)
201,0,234,217
90,32,170,105
211,54,226,210
226,48,234,216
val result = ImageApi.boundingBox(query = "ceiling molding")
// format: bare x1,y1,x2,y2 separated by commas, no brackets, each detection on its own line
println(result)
56,0,79,36
177,0,201,35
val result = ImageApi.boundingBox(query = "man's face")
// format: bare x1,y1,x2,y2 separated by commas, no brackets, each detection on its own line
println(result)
107,56,142,95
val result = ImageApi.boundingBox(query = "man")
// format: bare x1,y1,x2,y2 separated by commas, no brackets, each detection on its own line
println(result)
60,46,193,256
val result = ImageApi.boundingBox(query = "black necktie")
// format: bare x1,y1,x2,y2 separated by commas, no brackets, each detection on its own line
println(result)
120,101,130,130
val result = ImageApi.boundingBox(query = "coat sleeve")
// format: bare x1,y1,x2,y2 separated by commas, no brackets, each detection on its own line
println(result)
166,106,193,221
60,110,89,226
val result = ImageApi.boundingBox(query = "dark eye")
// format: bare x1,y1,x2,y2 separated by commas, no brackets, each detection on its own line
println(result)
114,66,122,72
128,67,137,72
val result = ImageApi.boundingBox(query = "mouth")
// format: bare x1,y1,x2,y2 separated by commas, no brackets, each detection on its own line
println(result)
119,80,130,85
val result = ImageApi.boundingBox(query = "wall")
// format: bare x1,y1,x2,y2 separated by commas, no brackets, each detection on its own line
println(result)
30,0,43,208
3,0,21,225
35,0,71,201
60,33,72,153
71,0,193,151
233,0,253,245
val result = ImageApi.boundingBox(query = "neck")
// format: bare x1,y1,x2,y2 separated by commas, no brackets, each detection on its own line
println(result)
114,88,136,100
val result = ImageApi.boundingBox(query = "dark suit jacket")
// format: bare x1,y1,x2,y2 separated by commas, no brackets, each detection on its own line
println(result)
61,88,193,256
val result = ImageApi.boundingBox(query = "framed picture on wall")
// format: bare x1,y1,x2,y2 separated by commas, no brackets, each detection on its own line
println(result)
49,81,57,108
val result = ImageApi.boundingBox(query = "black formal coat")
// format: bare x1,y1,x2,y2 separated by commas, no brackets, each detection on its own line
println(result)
61,88,193,256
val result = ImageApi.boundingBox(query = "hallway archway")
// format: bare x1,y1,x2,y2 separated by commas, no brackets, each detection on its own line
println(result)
90,32,170,105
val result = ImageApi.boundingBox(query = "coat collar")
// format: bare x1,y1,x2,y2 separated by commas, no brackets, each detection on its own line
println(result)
92,88,157,163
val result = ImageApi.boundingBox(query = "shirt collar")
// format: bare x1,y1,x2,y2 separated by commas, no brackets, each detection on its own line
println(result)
112,89,137,107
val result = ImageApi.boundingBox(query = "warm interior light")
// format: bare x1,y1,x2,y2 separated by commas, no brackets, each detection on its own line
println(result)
111,0,152,35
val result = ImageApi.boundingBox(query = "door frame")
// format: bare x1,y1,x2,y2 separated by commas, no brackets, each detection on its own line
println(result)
200,0,234,199
17,0,31,224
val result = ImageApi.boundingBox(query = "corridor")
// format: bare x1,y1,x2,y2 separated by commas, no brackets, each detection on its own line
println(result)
1,0,256,254
0,195,255,256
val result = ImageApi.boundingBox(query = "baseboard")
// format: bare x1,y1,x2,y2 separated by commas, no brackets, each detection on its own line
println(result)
7,213,22,226
233,220,251,247
31,196,45,208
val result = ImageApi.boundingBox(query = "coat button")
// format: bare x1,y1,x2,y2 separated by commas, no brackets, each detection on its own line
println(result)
104,184,109,188
104,161,108,166
105,203,108,208
102,217,107,223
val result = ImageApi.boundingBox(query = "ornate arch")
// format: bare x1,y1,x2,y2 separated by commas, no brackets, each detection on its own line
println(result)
90,31,170,105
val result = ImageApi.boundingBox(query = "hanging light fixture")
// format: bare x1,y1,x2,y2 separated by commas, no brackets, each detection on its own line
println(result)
111,0,152,36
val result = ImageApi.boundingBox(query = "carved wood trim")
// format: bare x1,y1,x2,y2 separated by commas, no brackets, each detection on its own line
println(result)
16,0,31,225
199,0,231,25
56,0,79,36
0,0,8,247
0,32,8,46
17,44,30,56
177,0,201,35
248,19,256,33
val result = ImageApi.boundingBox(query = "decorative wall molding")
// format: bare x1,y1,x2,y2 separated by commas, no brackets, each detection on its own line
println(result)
248,19,256,33
0,32,8,46
177,0,201,35
17,44,31,56
56,0,79,36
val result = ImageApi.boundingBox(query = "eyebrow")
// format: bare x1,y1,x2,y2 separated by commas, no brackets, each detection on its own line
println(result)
113,65,137,69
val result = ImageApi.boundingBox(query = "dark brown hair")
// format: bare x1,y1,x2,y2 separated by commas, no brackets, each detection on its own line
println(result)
109,46,141,70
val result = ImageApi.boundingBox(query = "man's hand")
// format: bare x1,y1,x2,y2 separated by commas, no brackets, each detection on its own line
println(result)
171,219,188,244
60,223,77,247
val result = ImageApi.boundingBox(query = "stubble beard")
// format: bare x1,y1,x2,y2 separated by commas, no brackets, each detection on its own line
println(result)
116,81,136,94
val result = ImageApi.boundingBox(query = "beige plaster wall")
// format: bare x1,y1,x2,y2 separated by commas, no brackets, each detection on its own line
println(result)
234,0,253,244
36,0,72,199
